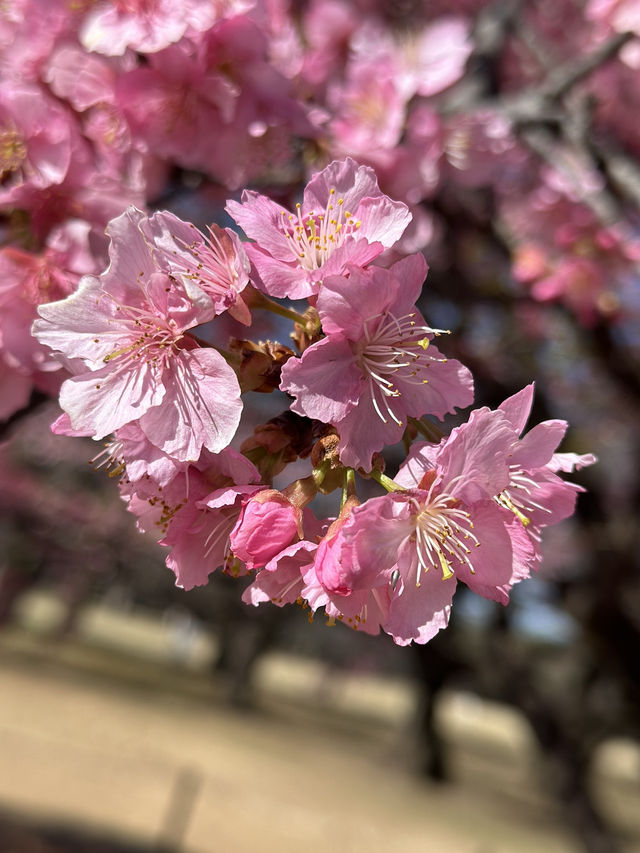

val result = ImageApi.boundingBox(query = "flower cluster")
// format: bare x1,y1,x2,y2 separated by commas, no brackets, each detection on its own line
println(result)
2,0,640,426
32,158,595,645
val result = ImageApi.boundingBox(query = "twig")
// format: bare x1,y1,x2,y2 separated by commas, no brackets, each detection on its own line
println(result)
540,31,634,101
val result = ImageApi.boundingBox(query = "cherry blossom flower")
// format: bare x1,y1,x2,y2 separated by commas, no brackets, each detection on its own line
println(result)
33,207,242,461
121,446,263,589
79,0,225,56
144,210,251,323
401,385,598,538
226,156,412,299
493,385,598,544
116,17,310,188
320,408,533,644
0,221,99,420
280,253,474,470
328,53,408,159
0,81,78,206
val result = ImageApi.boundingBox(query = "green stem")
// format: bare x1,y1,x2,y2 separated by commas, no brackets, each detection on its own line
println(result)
254,293,307,324
312,460,328,489
341,468,357,508
409,416,445,443
369,469,405,493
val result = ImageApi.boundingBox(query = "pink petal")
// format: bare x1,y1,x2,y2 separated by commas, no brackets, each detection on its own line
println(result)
139,348,241,461
317,266,397,339
453,502,524,604
336,393,407,470
280,335,361,423
395,441,440,488
59,359,164,439
243,245,313,300
243,541,317,607
514,420,568,469
434,407,513,503
303,156,381,213
385,546,455,645
226,192,294,262
498,384,534,434
390,344,474,421
100,207,159,299
33,275,127,366
355,194,412,248
549,452,597,472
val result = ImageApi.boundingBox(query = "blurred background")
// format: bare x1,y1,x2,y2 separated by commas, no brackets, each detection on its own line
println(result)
2,0,640,851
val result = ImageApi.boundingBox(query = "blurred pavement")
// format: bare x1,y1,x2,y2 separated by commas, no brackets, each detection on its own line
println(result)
0,592,639,853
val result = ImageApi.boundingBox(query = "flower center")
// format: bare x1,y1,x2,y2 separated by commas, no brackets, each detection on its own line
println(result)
349,86,387,127
412,493,479,584
99,298,183,373
170,223,241,302
358,311,448,427
0,124,26,180
280,188,362,272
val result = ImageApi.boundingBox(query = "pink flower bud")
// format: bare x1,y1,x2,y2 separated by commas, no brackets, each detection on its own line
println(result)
230,490,301,570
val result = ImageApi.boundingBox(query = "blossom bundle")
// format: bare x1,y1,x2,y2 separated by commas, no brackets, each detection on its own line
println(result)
32,158,595,646
2,0,639,426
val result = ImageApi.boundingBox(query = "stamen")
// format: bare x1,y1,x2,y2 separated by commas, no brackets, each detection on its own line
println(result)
170,226,240,296
411,492,479,583
0,123,27,177
358,310,451,427
278,190,360,271
90,439,126,479
97,293,183,373
495,465,553,527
